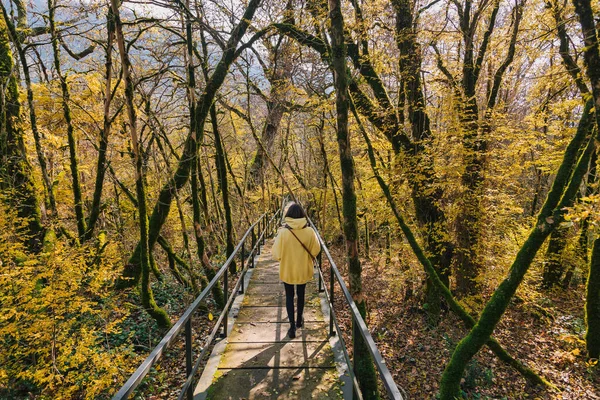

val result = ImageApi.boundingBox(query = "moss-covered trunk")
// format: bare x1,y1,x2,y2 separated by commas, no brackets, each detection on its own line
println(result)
110,0,170,328
249,101,285,188
571,0,600,362
189,3,224,307
210,105,235,274
84,7,115,242
542,226,570,288
0,12,43,250
48,0,86,240
570,150,597,288
328,0,378,397
451,0,500,296
1,4,56,218
393,0,452,323
586,237,600,359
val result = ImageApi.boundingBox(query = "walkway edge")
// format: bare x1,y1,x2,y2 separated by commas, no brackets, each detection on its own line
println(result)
193,262,256,400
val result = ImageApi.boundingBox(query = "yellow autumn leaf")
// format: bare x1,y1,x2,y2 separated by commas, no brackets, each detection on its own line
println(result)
571,348,580,356
208,312,214,321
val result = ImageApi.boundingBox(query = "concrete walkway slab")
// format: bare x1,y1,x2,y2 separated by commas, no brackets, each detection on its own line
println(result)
227,322,329,343
235,305,325,323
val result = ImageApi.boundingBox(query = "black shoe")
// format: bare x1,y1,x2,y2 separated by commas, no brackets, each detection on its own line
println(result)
287,327,296,339
296,317,304,328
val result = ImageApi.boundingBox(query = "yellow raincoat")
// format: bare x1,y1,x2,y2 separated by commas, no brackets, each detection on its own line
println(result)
272,217,321,285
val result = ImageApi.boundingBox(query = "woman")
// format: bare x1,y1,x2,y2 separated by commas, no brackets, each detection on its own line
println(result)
272,203,321,339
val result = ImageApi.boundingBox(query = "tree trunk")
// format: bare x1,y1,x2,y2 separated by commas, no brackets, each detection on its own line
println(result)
393,0,452,323
0,12,43,250
110,0,170,328
249,101,285,188
568,150,597,288
586,236,600,359
328,0,378,397
48,0,86,240
188,1,224,307
210,105,235,274
84,7,115,242
571,0,600,362
1,4,56,218
542,226,570,288
247,3,294,189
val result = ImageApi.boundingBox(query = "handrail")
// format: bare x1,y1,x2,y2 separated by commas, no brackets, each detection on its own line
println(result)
177,210,280,399
112,209,280,400
302,212,405,399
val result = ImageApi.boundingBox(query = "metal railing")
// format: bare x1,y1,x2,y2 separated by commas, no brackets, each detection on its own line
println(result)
112,208,281,400
301,212,405,399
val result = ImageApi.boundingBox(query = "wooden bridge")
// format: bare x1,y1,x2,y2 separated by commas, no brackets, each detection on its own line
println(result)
112,205,404,400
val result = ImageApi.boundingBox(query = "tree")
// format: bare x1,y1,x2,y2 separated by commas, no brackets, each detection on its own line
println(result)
0,10,43,250
570,0,600,362
48,0,86,240
541,0,592,289
247,0,295,188
439,98,595,398
433,0,526,296
1,1,56,218
110,0,170,328
328,0,378,396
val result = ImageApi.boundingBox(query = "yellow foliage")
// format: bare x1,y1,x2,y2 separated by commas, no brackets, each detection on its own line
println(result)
0,201,140,398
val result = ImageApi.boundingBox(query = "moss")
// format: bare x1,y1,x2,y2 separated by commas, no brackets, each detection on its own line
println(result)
0,14,12,77
43,229,57,253
586,238,600,359
0,12,43,250
48,0,86,240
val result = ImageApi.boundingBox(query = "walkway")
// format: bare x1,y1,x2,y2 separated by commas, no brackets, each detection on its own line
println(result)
194,239,348,399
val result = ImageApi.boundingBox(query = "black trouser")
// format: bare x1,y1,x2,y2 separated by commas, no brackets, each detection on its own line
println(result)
283,283,306,329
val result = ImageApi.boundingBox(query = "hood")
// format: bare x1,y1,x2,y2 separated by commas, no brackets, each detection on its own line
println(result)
284,217,308,229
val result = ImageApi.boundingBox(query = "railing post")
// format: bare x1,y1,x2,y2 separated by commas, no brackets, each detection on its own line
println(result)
240,270,245,294
257,219,262,255
329,266,335,337
251,226,256,268
185,319,193,400
352,316,360,400
318,252,324,293
270,215,274,237
241,241,245,270
239,240,245,295
222,267,228,338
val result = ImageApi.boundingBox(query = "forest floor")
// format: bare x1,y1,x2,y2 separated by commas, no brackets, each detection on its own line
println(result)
128,241,599,400
328,246,600,400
